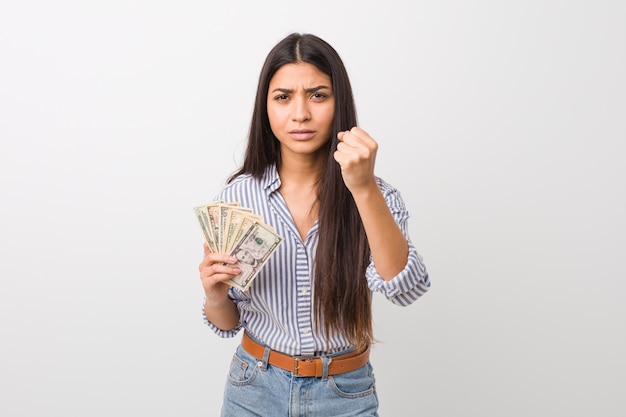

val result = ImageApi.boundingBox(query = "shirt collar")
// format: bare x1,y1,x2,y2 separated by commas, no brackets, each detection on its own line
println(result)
260,164,281,193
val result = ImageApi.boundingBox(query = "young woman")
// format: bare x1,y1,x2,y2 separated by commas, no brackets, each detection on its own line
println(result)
198,32,430,416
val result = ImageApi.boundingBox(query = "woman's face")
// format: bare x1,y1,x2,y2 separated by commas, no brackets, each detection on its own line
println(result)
267,62,335,160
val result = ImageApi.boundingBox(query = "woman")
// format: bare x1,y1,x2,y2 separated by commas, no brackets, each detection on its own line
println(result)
199,32,430,416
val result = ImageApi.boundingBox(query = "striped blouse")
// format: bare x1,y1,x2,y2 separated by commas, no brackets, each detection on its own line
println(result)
202,164,430,356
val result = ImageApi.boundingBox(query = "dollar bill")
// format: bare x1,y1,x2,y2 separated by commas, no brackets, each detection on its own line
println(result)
223,209,260,254
220,205,252,253
226,222,283,291
207,202,240,254
193,201,223,252
195,201,282,291
193,206,211,245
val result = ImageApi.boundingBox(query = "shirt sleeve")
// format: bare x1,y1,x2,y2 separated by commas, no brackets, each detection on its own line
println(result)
365,181,431,306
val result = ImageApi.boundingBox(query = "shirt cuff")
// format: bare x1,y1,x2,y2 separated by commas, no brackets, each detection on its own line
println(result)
201,296,242,338
366,242,430,306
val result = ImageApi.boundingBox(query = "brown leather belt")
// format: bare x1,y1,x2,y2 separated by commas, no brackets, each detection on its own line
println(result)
241,332,370,377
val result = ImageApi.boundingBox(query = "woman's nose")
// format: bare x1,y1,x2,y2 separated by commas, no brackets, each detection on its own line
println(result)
291,98,311,122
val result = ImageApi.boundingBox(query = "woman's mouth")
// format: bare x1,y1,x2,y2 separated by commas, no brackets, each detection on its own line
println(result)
289,130,315,140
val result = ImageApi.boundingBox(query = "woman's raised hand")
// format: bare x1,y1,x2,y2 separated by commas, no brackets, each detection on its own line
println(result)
334,127,378,194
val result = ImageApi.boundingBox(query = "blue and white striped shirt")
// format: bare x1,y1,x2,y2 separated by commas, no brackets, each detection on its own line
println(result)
203,164,430,356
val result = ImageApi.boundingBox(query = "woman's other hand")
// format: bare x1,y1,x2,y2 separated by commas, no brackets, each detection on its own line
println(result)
334,127,378,194
198,243,241,303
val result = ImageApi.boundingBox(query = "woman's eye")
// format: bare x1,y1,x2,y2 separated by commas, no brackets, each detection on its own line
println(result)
275,95,289,101
311,93,326,100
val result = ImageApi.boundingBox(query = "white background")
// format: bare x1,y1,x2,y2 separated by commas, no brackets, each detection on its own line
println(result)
1,1,624,416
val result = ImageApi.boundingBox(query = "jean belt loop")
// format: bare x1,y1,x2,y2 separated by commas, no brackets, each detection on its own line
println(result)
321,356,332,380
261,346,271,371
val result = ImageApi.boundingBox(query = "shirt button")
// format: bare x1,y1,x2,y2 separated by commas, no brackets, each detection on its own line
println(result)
302,329,310,335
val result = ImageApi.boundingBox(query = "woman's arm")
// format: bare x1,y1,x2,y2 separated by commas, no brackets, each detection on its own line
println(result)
334,127,409,280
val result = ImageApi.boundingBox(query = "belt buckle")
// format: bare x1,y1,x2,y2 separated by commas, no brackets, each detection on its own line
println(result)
293,356,314,376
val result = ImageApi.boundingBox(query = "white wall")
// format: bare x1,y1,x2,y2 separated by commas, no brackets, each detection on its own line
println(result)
1,1,624,416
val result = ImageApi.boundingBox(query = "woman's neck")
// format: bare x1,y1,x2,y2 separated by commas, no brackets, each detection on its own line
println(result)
278,152,325,188
277,152,326,240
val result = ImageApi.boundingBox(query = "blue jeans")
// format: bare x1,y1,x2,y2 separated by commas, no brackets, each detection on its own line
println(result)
220,344,379,416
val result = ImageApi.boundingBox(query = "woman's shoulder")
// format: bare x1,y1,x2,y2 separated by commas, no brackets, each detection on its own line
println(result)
214,167,278,202
225,172,256,188
217,173,258,197
226,167,277,190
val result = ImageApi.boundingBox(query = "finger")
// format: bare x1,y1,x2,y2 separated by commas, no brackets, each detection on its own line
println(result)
206,273,238,285
333,145,352,165
333,147,354,166
336,136,367,159
204,242,211,256
337,127,359,141
201,262,241,278
339,130,360,149
200,267,242,289
349,129,379,156
208,253,238,265
346,127,372,146
349,126,367,136
200,252,238,270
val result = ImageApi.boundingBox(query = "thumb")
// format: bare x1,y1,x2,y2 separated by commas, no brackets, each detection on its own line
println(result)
203,242,211,255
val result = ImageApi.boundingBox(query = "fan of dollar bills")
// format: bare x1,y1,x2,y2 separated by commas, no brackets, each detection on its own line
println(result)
193,201,283,291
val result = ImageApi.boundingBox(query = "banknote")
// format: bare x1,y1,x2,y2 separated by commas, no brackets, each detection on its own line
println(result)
226,221,283,291
193,201,282,291
193,200,224,252
205,202,238,254
193,206,212,248
220,205,252,253
223,209,260,253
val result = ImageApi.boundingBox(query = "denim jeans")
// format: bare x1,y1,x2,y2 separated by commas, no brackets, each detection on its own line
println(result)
220,344,379,417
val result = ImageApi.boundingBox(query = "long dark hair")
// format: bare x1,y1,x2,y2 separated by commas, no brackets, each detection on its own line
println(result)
229,33,372,347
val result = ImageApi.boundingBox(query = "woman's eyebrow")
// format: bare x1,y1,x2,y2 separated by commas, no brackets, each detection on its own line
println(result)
271,85,331,93
305,85,331,93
